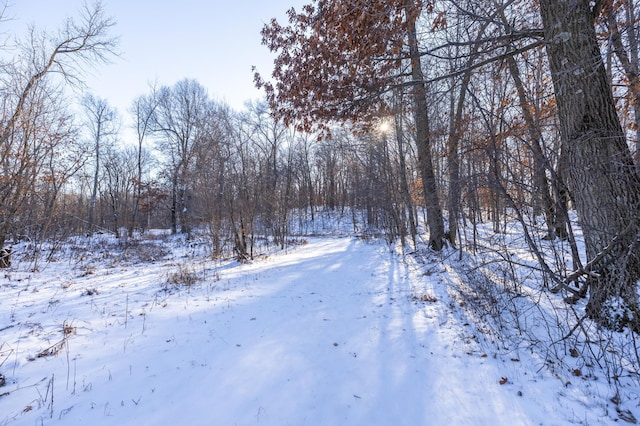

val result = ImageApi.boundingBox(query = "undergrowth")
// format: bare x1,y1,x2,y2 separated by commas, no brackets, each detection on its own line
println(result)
411,219,640,422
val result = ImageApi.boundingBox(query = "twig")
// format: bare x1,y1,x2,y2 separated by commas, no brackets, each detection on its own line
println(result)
553,314,589,343
563,220,637,285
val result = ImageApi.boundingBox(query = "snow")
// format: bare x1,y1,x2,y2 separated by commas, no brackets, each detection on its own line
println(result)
0,230,638,425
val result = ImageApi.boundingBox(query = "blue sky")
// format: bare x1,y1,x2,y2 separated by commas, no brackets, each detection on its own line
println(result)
6,0,305,132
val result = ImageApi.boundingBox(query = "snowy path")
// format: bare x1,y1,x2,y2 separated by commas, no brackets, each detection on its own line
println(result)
1,237,578,425
194,237,524,426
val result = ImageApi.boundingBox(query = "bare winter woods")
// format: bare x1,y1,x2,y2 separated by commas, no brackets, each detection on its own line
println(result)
1,0,640,329
256,0,640,329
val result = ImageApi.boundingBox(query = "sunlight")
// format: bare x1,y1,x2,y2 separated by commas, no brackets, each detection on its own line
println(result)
377,119,392,135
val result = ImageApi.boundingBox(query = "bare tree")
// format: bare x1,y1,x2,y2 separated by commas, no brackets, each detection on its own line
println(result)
129,90,157,237
192,102,231,256
81,94,118,236
150,79,209,236
101,145,139,238
243,101,292,246
0,1,117,248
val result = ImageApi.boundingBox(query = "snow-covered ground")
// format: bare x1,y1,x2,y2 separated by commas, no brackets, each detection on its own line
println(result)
0,231,638,425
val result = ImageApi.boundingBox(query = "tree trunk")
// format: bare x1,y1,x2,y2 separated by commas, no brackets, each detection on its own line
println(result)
495,7,566,239
170,171,178,235
539,0,640,328
129,137,143,238
407,13,446,251
393,95,418,248
446,18,492,247
447,84,462,247
110,192,120,238
504,52,566,239
88,135,100,236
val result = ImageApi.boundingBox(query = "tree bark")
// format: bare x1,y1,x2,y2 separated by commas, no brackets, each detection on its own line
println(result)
538,0,640,328
407,12,446,251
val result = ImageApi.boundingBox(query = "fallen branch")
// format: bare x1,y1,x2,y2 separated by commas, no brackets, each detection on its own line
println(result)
551,220,638,295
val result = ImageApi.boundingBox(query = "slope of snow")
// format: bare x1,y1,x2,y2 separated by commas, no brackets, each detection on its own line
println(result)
0,235,635,425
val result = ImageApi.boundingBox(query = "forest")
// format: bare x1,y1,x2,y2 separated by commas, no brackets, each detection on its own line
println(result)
1,0,640,423
3,0,638,326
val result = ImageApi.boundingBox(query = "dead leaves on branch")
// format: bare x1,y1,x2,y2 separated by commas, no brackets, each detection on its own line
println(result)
255,0,423,133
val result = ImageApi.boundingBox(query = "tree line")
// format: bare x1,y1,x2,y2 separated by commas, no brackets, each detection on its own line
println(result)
1,0,640,329
0,2,420,263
